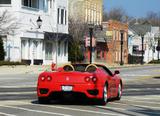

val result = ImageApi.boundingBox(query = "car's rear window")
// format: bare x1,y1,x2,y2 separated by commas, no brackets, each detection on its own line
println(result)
63,64,111,74
72,64,88,72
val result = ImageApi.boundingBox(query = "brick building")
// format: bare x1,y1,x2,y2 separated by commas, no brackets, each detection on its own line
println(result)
93,20,128,65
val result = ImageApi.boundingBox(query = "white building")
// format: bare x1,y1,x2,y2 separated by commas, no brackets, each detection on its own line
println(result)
128,26,160,63
0,0,69,65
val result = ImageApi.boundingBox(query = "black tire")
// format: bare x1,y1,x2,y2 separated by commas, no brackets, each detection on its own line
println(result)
115,83,122,100
38,97,50,104
99,84,108,105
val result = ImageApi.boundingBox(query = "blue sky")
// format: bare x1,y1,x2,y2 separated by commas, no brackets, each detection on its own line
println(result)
104,0,160,18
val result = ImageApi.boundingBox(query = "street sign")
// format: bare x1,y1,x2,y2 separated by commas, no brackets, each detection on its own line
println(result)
106,31,113,37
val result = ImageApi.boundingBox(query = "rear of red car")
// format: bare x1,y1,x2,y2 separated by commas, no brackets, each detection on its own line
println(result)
37,71,104,102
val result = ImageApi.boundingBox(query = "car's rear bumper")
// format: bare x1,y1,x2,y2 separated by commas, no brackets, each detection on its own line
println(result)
37,83,103,99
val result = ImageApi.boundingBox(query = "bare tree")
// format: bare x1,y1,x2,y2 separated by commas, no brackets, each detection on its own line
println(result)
103,5,108,21
103,7,128,22
68,18,88,42
68,17,88,62
0,10,19,35
146,11,160,26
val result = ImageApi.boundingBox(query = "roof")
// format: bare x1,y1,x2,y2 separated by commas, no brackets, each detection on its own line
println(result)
130,24,151,36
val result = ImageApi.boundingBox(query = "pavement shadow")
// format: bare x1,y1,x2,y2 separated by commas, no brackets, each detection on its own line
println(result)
129,106,160,116
31,98,110,106
153,76,160,79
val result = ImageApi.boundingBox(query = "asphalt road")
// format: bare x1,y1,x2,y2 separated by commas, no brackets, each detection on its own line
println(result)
0,64,160,116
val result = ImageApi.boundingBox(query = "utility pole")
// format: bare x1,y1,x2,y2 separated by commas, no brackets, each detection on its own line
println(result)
141,36,144,64
88,24,94,64
120,30,124,65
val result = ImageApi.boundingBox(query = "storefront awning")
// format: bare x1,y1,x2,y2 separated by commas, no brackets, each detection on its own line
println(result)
96,37,107,42
44,32,71,41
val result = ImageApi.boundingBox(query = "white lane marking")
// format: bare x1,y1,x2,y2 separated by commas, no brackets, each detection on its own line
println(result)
0,85,36,88
6,101,128,116
0,104,72,116
42,105,128,116
110,102,160,116
153,69,160,72
0,92,36,95
96,106,144,116
96,106,125,111
0,112,16,116
122,99,160,105
121,74,150,76
124,88,160,91
98,105,160,116
112,102,160,110
122,95,160,99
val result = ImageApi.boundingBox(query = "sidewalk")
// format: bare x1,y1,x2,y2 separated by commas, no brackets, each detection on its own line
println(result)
0,65,51,75
0,63,158,75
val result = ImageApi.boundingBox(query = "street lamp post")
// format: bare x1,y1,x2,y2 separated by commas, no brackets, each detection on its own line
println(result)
120,30,124,65
141,35,144,64
31,16,42,65
88,24,94,64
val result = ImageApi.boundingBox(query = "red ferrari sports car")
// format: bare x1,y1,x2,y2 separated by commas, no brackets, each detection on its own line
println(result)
37,64,123,105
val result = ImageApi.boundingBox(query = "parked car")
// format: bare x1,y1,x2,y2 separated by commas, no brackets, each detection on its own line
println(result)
37,63,123,105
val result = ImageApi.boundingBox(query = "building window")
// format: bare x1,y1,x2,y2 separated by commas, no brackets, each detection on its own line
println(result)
133,45,139,53
0,0,11,4
21,40,27,59
97,50,101,59
65,10,67,25
58,41,61,56
64,41,67,56
57,8,67,25
102,51,105,58
61,9,64,24
57,8,60,24
50,0,52,8
33,41,38,59
22,0,39,9
45,42,52,60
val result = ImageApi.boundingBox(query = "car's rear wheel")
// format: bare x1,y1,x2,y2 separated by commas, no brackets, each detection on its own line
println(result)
116,83,122,100
99,84,108,105
38,97,50,104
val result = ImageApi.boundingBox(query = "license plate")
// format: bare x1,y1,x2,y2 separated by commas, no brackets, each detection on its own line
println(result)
62,86,73,91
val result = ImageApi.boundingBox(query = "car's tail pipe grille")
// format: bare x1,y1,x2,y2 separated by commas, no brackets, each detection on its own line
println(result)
87,89,99,96
39,88,49,94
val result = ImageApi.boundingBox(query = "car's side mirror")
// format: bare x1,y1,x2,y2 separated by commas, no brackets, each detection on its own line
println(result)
114,70,120,75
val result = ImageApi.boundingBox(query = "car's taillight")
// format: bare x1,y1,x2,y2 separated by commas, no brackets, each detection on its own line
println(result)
85,76,97,83
39,76,52,82
85,77,90,82
47,76,52,81
92,77,97,83
40,77,45,81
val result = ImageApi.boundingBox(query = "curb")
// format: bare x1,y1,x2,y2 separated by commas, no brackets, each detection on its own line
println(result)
108,64,160,69
0,64,159,75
